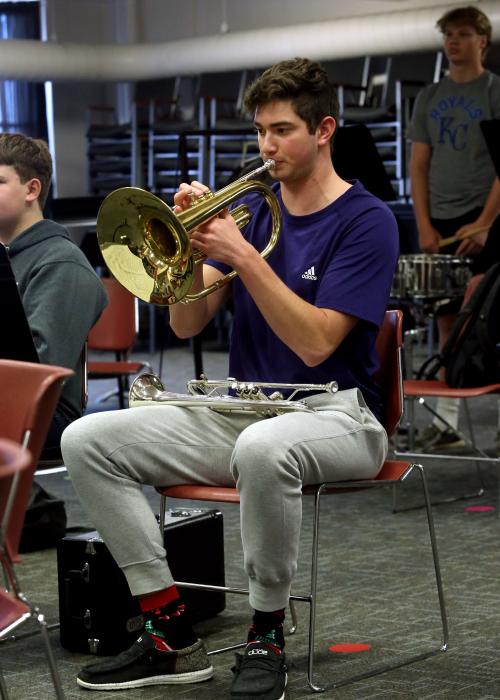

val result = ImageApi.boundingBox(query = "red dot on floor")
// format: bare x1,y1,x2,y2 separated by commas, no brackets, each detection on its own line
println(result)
464,505,496,513
329,643,372,654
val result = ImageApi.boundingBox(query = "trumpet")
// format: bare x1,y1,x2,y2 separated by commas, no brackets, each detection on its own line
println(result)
96,159,280,305
129,373,339,418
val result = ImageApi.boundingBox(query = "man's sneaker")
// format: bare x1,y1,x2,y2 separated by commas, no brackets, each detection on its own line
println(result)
76,632,213,690
230,642,287,700
414,424,465,452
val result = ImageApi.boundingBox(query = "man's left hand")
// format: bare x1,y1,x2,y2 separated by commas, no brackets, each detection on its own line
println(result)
190,209,253,268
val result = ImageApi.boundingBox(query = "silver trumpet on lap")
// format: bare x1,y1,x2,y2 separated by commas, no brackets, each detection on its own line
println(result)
129,373,338,417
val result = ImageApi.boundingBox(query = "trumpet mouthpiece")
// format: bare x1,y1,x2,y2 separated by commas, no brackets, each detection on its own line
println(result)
238,158,275,183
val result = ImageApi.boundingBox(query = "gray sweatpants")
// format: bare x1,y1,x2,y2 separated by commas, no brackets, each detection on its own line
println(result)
61,388,387,612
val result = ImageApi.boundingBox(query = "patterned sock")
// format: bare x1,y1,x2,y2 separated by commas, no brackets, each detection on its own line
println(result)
247,608,285,653
139,585,197,651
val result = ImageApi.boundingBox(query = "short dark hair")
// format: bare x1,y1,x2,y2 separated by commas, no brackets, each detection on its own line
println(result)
437,5,492,58
0,132,52,208
244,57,339,134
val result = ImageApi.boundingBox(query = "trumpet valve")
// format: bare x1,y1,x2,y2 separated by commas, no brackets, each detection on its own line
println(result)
189,191,214,206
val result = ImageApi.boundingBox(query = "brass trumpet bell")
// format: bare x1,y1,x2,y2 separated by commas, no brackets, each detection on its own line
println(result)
96,160,280,305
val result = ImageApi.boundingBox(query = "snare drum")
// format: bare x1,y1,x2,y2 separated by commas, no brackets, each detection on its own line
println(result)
391,254,472,300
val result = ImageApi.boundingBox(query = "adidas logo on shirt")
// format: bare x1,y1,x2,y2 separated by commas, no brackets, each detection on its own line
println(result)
301,266,317,280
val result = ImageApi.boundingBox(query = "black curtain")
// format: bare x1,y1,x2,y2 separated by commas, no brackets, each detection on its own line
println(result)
0,2,46,138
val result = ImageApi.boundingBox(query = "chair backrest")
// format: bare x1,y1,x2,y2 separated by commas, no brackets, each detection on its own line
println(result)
0,439,31,557
0,360,73,560
87,277,138,353
375,309,404,437
354,56,392,108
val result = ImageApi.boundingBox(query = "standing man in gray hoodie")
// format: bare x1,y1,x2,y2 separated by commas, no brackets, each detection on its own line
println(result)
0,132,107,458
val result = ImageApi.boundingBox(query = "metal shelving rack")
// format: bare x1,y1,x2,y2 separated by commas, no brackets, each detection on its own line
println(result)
86,106,140,196
147,98,206,198
207,97,259,190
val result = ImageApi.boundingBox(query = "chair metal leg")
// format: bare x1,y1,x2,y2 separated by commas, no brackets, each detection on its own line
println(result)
0,621,60,646
0,666,10,700
36,612,66,700
415,465,449,649
462,401,488,500
0,612,64,699
394,396,488,512
117,377,126,409
305,485,325,692
288,599,298,636
306,470,448,693
392,397,416,512
159,495,166,532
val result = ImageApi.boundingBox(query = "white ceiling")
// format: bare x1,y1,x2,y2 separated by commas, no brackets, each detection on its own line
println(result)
0,0,498,81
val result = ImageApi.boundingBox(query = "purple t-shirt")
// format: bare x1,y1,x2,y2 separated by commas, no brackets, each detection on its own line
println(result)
207,180,399,420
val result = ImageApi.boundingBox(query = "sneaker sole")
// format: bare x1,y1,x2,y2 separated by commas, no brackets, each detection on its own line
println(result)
77,665,214,690
231,670,287,699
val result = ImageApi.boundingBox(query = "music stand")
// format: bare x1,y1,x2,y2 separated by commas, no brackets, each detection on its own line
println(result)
0,245,39,362
332,124,397,202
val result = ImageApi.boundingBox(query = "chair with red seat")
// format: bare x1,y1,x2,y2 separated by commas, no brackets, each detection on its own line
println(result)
0,360,70,697
397,272,500,509
87,276,152,409
0,361,70,699
397,379,500,509
156,310,448,692
0,360,73,562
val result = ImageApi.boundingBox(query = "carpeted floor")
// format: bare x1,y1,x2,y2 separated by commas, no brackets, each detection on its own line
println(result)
2,343,500,700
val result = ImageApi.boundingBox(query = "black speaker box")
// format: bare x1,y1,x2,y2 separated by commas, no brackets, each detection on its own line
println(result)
57,507,225,655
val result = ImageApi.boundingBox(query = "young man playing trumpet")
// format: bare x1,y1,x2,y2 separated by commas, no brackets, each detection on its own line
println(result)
62,57,399,699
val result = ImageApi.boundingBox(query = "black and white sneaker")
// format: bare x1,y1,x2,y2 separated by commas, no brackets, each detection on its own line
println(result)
77,632,213,690
230,642,287,700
